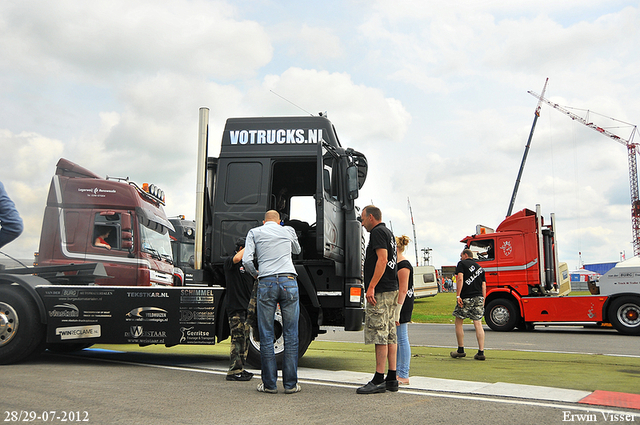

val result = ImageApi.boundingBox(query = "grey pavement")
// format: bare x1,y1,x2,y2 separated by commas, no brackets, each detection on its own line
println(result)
79,345,635,411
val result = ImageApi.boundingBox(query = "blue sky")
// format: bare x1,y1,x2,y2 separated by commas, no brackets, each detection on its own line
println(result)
1,0,639,268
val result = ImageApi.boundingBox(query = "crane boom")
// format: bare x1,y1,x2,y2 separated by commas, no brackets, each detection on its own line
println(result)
528,90,640,256
507,78,549,217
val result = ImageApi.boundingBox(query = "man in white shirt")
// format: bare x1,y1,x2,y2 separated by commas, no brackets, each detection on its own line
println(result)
243,210,301,394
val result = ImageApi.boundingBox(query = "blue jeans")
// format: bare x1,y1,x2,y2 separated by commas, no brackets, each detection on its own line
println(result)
257,275,299,390
396,323,411,379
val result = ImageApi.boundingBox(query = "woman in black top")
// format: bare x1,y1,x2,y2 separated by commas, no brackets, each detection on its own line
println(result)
395,235,414,385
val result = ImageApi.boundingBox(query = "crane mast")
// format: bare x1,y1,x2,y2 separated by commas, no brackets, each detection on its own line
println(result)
507,78,549,217
528,90,640,256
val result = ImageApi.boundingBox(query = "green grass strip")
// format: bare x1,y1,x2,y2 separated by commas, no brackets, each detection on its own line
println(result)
93,339,640,395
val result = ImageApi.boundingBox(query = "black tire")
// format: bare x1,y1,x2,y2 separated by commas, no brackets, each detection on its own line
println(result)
485,298,519,332
46,343,93,353
246,305,312,369
516,321,535,331
0,284,46,364
608,296,640,336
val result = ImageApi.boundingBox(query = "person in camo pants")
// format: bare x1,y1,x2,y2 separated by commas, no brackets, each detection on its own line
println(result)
224,238,257,381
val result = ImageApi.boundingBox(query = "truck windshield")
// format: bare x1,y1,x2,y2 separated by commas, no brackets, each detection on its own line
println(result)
175,242,194,265
140,223,173,262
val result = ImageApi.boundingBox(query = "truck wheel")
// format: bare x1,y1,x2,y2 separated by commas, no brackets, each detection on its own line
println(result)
246,305,312,369
608,297,640,336
0,285,46,364
485,298,519,332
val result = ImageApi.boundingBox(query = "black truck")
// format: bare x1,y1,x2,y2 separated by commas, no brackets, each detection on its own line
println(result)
0,108,368,366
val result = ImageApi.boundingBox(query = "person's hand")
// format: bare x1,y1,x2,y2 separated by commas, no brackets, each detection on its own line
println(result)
365,287,376,306
456,296,463,307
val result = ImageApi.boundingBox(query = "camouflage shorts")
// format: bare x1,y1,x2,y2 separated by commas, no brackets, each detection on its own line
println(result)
364,290,398,345
452,296,485,321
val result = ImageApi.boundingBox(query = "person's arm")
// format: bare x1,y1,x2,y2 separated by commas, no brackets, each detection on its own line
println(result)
0,182,23,249
456,272,464,307
365,248,387,306
397,267,409,305
287,226,301,255
482,280,487,305
395,266,410,324
242,232,258,278
233,248,244,264
94,237,111,250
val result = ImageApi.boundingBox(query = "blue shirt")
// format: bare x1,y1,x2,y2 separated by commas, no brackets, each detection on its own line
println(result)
0,181,24,249
242,221,301,279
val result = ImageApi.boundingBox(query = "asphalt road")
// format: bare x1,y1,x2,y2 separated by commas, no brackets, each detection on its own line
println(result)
4,323,639,424
317,322,640,357
5,352,632,425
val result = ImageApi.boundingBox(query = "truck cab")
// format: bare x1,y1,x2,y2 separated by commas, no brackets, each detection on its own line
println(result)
36,158,175,286
195,114,368,358
169,216,196,285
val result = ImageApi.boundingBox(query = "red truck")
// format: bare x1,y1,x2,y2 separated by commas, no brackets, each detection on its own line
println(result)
462,205,640,335
35,158,176,286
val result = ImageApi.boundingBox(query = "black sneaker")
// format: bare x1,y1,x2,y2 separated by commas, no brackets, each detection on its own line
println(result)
226,370,254,381
356,381,386,394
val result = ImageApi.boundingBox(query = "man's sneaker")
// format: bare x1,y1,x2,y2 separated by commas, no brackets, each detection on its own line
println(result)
256,382,278,394
284,383,302,394
356,381,386,394
474,352,486,361
450,351,466,358
226,370,254,381
385,379,399,392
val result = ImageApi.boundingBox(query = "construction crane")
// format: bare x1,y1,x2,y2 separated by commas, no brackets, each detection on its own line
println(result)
528,89,640,256
507,78,549,217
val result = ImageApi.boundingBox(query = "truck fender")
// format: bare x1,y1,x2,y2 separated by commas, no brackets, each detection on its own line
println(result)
0,274,48,324
485,288,523,308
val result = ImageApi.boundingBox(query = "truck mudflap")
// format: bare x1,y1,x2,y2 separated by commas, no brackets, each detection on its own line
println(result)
37,286,224,346
343,307,365,331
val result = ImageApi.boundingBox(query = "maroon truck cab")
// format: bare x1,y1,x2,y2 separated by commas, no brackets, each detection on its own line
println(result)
36,159,175,286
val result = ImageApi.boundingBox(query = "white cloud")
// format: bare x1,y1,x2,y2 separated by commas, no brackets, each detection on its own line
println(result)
0,0,638,269
0,0,272,81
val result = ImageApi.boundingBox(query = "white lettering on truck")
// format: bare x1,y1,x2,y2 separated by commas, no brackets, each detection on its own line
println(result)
229,129,323,145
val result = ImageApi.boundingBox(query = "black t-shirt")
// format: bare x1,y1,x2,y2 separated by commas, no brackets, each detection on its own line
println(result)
398,259,414,324
364,223,398,293
455,258,485,298
224,255,256,314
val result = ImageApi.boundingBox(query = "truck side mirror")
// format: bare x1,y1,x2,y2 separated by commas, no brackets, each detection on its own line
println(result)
121,230,133,250
121,213,132,231
347,165,359,200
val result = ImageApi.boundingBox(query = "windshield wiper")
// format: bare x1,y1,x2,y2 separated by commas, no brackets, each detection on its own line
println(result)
144,247,162,260
161,253,173,264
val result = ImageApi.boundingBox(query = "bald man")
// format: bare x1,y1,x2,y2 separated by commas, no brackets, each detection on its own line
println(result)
243,210,301,394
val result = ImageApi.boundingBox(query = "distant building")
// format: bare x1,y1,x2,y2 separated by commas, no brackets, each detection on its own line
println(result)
583,262,618,275
569,269,599,291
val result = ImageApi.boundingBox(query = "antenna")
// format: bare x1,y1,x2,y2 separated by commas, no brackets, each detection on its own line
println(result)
270,90,314,116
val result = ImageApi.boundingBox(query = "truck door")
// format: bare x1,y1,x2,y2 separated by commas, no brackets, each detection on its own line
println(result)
468,238,497,285
494,235,528,287
316,146,344,262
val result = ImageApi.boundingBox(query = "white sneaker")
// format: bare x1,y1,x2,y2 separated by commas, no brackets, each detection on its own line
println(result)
284,383,301,394
257,382,278,394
